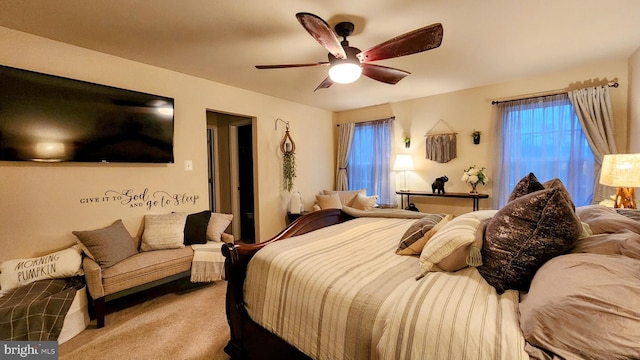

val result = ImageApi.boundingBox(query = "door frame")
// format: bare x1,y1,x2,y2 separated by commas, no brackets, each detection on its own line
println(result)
206,111,258,242
229,118,253,239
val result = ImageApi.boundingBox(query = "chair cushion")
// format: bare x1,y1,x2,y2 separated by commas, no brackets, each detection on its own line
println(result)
101,247,194,295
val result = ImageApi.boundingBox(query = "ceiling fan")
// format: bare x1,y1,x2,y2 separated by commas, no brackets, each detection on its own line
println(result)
255,12,444,91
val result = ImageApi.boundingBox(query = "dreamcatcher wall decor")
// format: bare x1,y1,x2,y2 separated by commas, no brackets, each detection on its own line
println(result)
425,119,457,163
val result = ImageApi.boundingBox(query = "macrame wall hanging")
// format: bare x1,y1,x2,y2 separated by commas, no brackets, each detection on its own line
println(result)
425,119,457,163
276,118,296,192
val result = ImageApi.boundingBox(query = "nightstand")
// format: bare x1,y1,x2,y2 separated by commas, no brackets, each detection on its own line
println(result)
286,211,309,224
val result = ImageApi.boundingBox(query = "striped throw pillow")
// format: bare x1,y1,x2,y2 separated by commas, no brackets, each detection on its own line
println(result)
417,210,497,278
396,213,452,255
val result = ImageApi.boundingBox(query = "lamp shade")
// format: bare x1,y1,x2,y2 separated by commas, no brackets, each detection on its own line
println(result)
600,154,640,187
393,154,414,171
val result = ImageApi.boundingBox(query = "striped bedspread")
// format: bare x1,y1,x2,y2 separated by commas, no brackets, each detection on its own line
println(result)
244,217,529,360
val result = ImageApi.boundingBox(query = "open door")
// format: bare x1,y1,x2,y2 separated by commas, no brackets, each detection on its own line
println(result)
206,111,256,243
229,120,255,242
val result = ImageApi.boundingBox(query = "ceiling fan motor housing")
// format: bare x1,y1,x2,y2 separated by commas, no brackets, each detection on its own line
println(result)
328,46,361,66
334,22,355,38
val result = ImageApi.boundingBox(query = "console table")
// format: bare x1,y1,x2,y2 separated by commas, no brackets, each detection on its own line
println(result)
396,191,489,211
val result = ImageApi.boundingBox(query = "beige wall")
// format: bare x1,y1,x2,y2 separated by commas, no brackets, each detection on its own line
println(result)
337,58,630,215
0,27,335,261
630,47,640,153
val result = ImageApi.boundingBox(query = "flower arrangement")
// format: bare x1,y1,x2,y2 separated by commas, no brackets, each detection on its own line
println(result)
462,165,488,194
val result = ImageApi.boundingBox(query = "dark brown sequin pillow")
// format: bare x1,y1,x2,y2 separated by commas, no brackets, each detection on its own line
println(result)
542,178,575,210
478,187,582,294
507,172,544,203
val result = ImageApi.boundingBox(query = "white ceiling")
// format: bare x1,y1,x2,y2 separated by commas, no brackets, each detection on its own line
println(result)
1,1,639,112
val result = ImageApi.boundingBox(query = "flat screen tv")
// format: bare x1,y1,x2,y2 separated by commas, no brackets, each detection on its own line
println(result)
0,64,174,163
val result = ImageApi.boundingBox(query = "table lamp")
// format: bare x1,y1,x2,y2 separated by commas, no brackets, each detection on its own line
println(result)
600,153,640,209
393,154,414,191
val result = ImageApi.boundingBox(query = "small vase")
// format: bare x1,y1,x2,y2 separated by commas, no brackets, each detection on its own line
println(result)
469,183,479,194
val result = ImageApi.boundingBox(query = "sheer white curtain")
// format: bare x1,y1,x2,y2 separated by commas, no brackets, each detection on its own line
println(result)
494,94,595,208
568,86,618,203
335,123,355,191
347,118,397,207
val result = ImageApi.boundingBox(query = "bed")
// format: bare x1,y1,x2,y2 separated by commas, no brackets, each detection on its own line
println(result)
223,187,640,359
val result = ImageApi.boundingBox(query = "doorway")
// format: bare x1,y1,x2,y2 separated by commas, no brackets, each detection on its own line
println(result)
206,111,256,243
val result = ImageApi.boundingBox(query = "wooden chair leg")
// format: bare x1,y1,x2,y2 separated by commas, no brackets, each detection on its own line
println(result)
95,297,106,328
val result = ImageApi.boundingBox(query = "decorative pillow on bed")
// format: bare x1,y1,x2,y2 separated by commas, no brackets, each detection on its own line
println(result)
141,212,188,251
316,193,343,209
0,246,83,291
576,205,640,235
519,253,640,359
542,178,575,210
478,187,582,294
572,230,640,258
507,172,544,202
396,213,451,255
207,213,233,242
73,219,138,268
436,219,488,272
323,189,366,207
183,210,212,245
615,208,640,223
417,210,497,278
351,194,378,211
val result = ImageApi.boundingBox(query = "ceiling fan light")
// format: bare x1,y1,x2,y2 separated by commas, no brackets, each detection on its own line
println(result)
328,63,362,84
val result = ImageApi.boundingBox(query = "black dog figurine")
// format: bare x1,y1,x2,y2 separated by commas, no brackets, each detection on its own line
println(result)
431,176,448,194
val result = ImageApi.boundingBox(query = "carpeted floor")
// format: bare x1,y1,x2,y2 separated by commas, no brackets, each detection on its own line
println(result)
59,279,230,360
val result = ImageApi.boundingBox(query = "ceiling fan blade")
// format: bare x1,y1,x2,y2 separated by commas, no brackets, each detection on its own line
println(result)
255,62,329,69
361,63,410,85
296,12,347,60
357,23,443,63
314,77,334,91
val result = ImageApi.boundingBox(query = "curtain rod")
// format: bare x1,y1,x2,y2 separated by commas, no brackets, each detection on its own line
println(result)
491,82,619,105
336,116,395,126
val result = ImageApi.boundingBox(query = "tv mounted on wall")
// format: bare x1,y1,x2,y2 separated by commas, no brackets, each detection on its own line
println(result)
0,64,174,163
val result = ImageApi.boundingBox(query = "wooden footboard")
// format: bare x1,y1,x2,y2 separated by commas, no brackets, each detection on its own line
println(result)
221,208,354,359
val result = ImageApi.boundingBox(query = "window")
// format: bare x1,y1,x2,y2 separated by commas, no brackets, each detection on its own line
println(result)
347,118,396,207
496,94,595,207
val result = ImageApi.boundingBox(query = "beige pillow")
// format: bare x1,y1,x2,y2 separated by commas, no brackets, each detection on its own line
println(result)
141,212,188,251
0,246,83,291
351,194,378,211
316,193,343,209
417,210,497,278
436,219,487,271
207,213,233,242
323,189,366,207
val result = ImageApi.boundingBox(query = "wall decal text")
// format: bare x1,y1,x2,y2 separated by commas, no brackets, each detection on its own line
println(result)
80,188,200,210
